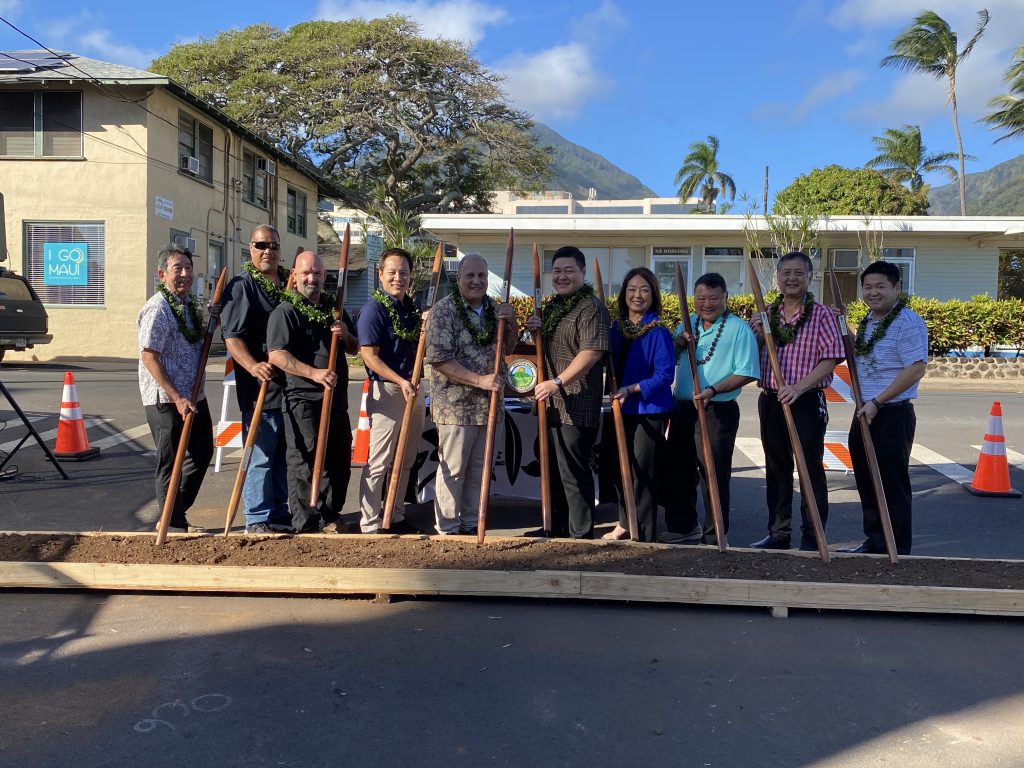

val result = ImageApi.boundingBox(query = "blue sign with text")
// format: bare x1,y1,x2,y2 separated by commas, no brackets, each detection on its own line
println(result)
44,242,89,286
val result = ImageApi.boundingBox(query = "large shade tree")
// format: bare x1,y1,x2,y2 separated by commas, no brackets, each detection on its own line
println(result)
150,17,551,216
983,44,1024,142
774,165,930,216
865,124,961,193
881,9,990,215
674,135,735,213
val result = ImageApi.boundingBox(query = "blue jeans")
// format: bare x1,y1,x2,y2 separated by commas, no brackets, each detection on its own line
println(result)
240,407,290,526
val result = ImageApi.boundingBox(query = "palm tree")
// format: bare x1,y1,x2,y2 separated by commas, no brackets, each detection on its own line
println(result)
983,44,1024,142
674,135,736,213
881,9,990,215
865,124,961,193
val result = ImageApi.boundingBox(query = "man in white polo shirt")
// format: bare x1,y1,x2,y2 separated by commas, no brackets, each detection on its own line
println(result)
840,260,928,556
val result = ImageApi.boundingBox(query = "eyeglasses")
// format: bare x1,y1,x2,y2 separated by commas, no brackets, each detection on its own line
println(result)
251,241,281,251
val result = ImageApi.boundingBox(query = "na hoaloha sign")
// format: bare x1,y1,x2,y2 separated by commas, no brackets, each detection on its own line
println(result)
43,242,89,286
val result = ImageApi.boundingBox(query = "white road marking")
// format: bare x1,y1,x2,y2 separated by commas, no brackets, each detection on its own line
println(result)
910,444,975,485
0,412,46,425
91,424,151,450
0,417,111,453
971,444,1024,473
734,438,766,473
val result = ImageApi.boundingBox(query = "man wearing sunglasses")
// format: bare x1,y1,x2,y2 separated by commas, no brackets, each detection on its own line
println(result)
220,225,292,534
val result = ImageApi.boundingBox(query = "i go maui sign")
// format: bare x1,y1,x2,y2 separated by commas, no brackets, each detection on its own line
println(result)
43,242,89,286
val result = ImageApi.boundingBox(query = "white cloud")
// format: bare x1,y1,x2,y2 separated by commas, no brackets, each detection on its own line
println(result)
316,0,506,42
0,0,23,18
496,43,609,121
751,70,865,125
76,29,157,69
570,0,629,46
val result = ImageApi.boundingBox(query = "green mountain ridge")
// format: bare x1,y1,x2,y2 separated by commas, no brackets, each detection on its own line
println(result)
530,122,657,200
928,154,1024,215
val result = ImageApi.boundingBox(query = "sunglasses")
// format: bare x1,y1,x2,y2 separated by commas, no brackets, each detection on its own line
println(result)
251,241,281,251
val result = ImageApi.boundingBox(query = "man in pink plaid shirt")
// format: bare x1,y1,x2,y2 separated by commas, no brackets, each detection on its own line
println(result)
750,252,844,551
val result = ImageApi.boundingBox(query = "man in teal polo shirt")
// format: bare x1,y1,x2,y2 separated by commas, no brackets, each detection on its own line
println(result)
662,272,760,544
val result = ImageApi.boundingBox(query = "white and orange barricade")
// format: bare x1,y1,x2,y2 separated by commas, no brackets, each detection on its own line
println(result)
213,353,243,472
821,363,854,473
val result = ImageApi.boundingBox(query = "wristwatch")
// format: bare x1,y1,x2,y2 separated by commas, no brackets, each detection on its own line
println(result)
553,376,563,388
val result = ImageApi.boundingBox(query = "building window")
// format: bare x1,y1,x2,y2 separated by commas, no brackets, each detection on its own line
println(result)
516,205,569,215
242,150,267,208
702,246,744,293
881,248,915,293
177,112,213,182
24,221,105,306
0,91,82,157
287,188,307,236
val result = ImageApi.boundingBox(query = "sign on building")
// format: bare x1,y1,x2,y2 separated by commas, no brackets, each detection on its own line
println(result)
365,232,384,265
155,196,174,220
43,242,89,286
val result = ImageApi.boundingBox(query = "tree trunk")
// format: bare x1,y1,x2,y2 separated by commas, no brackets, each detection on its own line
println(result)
949,74,967,216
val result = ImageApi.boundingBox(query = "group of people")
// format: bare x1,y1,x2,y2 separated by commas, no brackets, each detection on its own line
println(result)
137,230,927,555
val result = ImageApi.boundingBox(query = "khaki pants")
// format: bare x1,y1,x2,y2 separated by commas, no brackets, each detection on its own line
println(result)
434,423,487,534
358,380,425,532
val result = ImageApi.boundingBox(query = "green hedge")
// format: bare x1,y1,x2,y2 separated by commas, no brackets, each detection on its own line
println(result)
508,293,1024,357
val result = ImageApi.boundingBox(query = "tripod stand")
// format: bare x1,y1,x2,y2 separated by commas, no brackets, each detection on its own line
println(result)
0,377,68,480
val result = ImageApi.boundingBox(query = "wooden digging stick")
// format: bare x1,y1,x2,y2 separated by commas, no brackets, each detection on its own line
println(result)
532,243,553,534
155,266,228,546
309,225,351,507
747,258,829,562
676,263,728,552
477,229,516,544
381,241,445,530
828,269,899,563
593,261,640,541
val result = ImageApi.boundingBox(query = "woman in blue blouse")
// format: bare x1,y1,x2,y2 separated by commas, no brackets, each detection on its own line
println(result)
603,267,676,542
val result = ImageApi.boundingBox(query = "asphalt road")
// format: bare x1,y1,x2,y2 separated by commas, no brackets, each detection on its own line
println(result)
1,355,1022,557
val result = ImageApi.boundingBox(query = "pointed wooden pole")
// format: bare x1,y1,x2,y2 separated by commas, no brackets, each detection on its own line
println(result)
829,268,898,563
477,229,516,543
309,224,351,507
532,244,552,534
593,261,639,541
155,266,228,546
676,263,728,552
382,241,445,529
747,259,829,562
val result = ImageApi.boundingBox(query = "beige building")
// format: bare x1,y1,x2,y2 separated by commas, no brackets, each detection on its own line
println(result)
0,50,347,360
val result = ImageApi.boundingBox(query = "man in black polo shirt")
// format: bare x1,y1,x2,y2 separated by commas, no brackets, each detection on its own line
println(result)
267,251,358,534
220,224,291,533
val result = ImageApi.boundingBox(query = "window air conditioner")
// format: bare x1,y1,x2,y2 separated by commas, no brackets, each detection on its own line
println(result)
180,155,200,174
265,159,277,176
174,235,198,253
255,157,277,176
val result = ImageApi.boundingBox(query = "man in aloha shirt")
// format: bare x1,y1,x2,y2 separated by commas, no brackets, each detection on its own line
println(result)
424,254,518,535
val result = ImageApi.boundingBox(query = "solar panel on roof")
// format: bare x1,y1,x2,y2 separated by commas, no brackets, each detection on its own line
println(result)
0,52,69,73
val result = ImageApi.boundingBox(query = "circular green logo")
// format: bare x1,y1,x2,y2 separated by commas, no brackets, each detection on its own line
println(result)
507,359,538,393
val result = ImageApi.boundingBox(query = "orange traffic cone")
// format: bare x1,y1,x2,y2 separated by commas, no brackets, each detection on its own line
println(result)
963,401,1020,498
53,371,100,460
351,378,371,467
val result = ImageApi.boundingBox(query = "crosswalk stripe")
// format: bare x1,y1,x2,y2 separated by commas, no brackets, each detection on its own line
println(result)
90,424,151,450
734,438,766,473
0,417,111,453
910,444,975,484
971,444,1024,473
0,413,46,425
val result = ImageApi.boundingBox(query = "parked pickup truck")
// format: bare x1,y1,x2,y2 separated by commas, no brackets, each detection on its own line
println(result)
0,267,51,363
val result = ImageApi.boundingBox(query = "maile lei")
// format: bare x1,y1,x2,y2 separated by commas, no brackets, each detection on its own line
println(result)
769,292,815,347
855,295,908,357
373,288,422,341
451,290,497,345
243,261,289,303
541,283,595,338
281,289,338,327
619,317,660,340
158,283,204,343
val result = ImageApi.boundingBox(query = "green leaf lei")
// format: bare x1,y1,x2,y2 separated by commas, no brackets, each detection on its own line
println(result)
619,317,660,340
451,290,497,345
158,283,204,343
281,289,338,327
541,283,595,338
769,292,815,348
855,295,908,357
243,261,289,304
373,288,422,341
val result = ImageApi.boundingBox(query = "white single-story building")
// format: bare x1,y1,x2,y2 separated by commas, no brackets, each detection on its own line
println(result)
419,214,1024,304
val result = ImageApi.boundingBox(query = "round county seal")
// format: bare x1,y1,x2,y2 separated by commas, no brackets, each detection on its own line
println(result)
507,358,538,394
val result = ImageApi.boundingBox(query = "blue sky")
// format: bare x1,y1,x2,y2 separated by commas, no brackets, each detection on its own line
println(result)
2,0,1024,206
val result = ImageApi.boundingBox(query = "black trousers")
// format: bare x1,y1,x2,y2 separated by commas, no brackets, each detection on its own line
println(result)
849,401,916,555
547,423,598,539
758,389,829,544
145,399,214,528
608,413,666,542
664,399,740,543
283,395,351,532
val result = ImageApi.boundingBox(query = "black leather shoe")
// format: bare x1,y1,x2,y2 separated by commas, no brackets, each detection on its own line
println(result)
524,527,568,538
798,539,819,552
838,540,884,554
750,535,790,550
379,519,421,535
